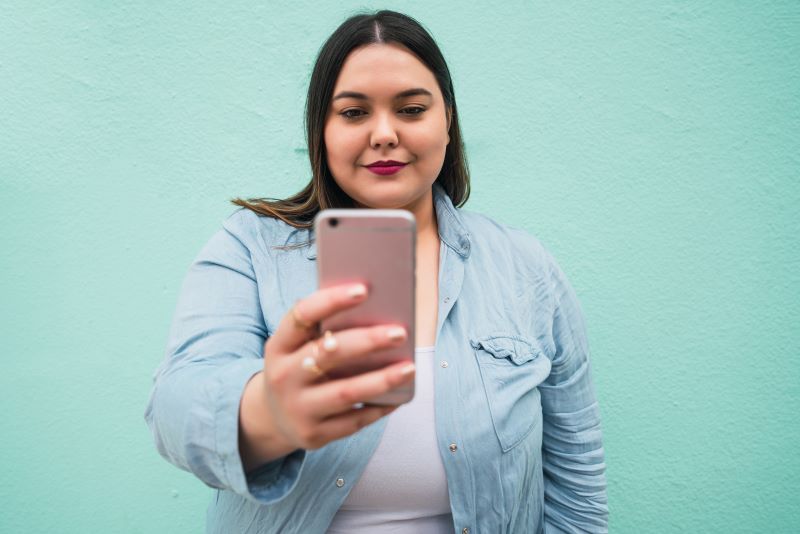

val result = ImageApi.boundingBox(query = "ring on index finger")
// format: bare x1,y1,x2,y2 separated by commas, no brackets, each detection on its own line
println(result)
291,303,316,332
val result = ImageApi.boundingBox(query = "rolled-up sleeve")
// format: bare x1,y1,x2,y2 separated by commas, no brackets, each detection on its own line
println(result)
539,254,608,533
144,211,305,504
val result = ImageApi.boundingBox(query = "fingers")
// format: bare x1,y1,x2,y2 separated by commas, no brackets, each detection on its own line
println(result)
292,404,399,450
288,362,413,449
266,283,369,357
297,324,408,384
260,350,415,452
311,405,400,448
304,360,416,418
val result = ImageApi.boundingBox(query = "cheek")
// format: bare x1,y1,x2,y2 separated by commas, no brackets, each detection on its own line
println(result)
325,125,360,165
408,131,447,178
410,117,449,152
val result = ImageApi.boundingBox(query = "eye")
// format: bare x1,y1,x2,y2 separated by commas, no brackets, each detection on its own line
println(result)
400,106,426,116
340,109,366,119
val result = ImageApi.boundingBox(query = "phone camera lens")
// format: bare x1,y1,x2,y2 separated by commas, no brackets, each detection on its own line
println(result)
329,218,339,227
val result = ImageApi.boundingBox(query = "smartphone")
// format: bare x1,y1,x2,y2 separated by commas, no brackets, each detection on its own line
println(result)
314,209,416,405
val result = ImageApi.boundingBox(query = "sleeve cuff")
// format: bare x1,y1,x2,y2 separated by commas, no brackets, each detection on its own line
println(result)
213,357,307,504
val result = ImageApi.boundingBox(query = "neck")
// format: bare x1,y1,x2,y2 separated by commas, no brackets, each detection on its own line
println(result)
406,187,439,245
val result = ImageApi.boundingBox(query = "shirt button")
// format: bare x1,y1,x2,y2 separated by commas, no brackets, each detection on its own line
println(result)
449,443,458,452
443,296,450,303
462,528,470,534
335,478,345,488
440,361,449,368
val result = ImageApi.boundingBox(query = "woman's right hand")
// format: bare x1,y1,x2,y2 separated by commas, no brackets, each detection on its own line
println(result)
238,283,415,472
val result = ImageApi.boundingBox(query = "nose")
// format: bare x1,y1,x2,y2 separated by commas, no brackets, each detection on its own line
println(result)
369,112,398,149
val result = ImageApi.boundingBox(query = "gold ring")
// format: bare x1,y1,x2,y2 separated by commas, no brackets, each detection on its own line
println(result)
291,304,315,331
301,343,326,378
322,330,338,352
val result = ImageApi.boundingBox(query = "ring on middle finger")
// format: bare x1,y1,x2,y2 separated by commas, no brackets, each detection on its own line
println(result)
321,330,338,352
301,342,326,378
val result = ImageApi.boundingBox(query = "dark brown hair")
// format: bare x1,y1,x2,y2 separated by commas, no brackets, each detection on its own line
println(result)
231,9,470,228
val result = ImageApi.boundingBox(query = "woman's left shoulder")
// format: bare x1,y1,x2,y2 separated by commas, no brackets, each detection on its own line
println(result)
458,208,554,272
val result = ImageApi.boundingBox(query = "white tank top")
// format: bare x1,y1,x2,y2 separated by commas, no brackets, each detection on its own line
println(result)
326,346,453,533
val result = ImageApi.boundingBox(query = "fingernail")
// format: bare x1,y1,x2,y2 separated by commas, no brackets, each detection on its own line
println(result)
347,284,367,299
399,362,415,377
387,327,407,341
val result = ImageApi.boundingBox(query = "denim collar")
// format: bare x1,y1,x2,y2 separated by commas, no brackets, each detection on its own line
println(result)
304,182,470,260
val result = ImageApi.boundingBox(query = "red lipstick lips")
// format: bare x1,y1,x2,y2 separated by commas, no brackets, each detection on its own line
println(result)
365,160,407,176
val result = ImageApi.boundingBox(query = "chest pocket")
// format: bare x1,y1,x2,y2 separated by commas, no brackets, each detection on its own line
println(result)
471,334,552,452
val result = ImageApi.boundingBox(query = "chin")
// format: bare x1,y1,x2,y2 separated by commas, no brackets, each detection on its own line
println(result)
351,182,431,211
355,193,409,210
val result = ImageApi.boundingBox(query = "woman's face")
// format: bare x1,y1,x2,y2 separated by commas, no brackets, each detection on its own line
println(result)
324,43,451,211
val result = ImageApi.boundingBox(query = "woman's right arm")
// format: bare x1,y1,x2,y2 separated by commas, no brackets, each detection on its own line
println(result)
144,215,282,502
145,212,414,504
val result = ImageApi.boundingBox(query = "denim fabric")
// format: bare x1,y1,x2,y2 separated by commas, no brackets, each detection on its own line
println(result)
145,184,608,533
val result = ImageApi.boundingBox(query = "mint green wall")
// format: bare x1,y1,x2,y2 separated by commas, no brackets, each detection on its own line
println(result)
2,2,798,532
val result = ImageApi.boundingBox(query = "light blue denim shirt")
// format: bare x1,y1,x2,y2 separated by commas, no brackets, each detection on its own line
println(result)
145,184,608,533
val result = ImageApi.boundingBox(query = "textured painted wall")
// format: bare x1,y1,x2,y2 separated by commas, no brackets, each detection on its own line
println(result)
2,1,798,532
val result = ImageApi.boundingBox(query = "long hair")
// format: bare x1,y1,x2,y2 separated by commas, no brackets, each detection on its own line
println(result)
231,9,470,228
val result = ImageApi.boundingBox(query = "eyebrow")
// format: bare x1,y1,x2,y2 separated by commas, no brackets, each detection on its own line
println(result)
332,88,433,101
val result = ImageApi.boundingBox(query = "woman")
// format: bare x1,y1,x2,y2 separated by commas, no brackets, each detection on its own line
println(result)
146,10,608,534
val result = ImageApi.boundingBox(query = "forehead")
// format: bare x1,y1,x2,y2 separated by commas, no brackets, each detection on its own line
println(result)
333,43,440,95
